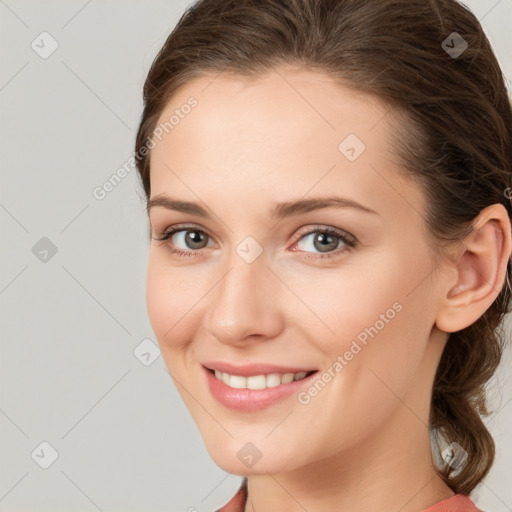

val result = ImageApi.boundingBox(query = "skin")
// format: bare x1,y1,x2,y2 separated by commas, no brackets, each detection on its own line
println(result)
145,65,511,512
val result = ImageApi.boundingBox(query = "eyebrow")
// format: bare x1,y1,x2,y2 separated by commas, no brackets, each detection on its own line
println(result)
147,194,379,219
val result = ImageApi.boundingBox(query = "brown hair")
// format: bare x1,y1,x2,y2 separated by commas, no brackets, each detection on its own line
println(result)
134,0,512,494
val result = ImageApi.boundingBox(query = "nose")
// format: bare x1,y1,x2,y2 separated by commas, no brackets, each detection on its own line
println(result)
204,252,283,347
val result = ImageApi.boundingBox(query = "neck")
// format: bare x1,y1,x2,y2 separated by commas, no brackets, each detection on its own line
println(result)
244,340,454,512
244,423,453,512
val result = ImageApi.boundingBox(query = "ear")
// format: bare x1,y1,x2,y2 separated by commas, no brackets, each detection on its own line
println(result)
435,203,512,333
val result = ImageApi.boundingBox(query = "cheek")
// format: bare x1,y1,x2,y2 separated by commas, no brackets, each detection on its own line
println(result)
145,252,202,354
288,249,434,392
284,257,412,352
146,241,433,365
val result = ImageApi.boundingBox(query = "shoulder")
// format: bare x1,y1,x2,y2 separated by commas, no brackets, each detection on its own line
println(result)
214,477,248,512
213,485,483,512
423,493,483,512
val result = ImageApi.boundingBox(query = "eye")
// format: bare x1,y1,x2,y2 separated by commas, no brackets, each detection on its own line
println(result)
153,224,213,257
291,226,356,259
154,223,357,260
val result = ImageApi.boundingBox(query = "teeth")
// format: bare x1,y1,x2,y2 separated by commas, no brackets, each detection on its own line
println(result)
213,369,310,390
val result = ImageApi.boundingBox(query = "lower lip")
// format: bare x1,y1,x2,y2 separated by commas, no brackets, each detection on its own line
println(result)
203,365,318,412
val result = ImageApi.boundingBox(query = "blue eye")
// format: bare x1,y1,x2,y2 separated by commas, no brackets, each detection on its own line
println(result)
292,226,356,260
154,225,211,257
154,224,357,260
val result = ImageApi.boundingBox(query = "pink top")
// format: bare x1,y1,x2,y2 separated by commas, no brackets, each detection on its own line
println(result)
215,478,483,512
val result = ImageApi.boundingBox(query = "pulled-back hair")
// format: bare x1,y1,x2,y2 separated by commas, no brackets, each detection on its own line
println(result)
134,0,512,494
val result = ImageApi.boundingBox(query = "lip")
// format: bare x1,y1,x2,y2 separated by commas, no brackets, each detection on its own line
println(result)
202,361,317,377
202,364,319,412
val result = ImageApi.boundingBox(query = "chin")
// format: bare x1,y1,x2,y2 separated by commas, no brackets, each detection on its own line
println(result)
203,436,307,476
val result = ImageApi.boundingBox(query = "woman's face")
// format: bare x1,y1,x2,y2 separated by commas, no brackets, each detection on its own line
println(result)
146,66,452,475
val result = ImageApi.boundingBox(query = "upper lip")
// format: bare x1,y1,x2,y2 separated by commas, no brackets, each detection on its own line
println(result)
202,361,318,377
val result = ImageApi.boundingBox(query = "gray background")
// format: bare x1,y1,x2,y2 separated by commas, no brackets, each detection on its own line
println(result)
1,1,511,511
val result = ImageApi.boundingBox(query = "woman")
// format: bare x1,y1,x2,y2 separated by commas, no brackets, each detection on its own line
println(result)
134,0,512,510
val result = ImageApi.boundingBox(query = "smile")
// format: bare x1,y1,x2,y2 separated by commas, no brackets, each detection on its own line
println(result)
212,369,315,389
203,365,319,412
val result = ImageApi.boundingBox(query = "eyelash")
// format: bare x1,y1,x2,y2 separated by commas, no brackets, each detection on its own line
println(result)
153,223,357,260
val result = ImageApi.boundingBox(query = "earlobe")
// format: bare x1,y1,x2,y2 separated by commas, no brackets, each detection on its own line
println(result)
435,204,512,334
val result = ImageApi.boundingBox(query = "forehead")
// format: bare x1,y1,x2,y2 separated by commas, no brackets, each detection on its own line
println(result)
155,66,390,145
148,66,423,222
